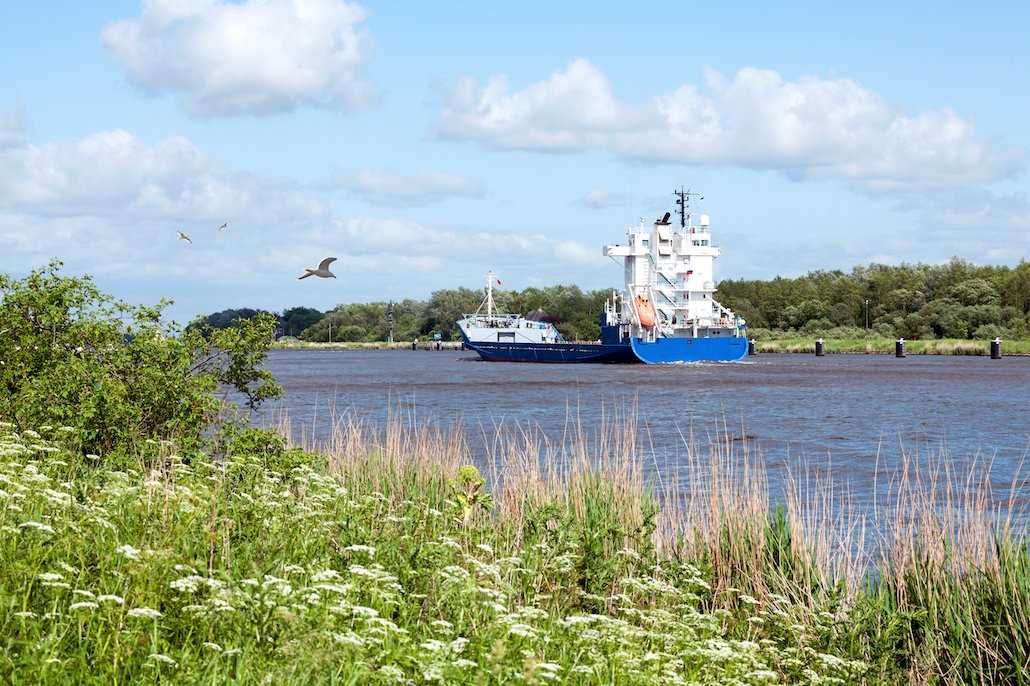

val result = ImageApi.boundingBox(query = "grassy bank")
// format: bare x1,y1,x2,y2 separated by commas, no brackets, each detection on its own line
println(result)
1,418,1027,684
755,337,1030,355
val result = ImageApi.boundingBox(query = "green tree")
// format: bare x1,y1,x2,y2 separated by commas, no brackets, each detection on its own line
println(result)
0,262,281,457
949,278,1000,306
279,306,323,337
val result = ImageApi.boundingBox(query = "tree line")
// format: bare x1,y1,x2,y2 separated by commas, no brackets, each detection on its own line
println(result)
192,258,1030,342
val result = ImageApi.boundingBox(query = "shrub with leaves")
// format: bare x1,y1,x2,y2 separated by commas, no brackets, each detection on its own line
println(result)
0,262,281,456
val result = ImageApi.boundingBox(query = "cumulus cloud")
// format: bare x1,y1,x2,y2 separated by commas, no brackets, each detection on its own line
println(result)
0,128,324,222
329,170,484,207
437,59,1025,192
102,0,371,116
307,216,596,268
580,189,629,210
0,119,599,321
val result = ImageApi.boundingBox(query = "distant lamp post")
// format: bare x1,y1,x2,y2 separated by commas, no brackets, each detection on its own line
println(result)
864,299,870,330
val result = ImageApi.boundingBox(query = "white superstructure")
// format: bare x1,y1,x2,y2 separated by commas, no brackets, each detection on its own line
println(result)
457,271,564,344
603,189,745,341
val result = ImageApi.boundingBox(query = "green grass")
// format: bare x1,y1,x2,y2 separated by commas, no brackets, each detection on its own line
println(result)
754,337,1030,355
2,418,1027,684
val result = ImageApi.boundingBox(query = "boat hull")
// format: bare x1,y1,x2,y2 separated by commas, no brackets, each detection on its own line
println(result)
629,335,748,363
463,339,637,363
462,333,748,364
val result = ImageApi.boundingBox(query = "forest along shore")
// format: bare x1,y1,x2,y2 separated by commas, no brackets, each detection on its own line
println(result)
271,338,1030,355
754,337,1030,355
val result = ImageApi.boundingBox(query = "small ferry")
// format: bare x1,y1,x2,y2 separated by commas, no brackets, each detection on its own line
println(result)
457,188,748,364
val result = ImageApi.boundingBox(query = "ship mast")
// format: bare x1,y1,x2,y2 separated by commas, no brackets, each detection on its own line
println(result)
674,186,703,229
485,271,495,317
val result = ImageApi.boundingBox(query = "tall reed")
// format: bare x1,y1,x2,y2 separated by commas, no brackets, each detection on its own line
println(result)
279,405,1029,683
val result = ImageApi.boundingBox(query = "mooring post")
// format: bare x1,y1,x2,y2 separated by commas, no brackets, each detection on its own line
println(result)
815,338,825,357
991,337,1002,359
748,338,756,356
895,338,906,358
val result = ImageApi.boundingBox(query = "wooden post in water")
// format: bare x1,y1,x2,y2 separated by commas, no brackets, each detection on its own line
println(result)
895,338,906,358
748,339,756,356
991,337,1002,359
815,338,825,357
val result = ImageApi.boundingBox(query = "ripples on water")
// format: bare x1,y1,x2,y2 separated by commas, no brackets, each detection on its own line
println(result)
250,349,1030,521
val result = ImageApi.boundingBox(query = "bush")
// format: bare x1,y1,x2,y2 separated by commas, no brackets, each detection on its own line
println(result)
0,262,281,457
973,324,1011,340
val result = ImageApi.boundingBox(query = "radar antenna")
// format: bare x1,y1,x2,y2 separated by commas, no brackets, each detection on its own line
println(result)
673,186,704,228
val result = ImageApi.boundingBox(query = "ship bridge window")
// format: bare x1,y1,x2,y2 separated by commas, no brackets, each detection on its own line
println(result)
497,332,515,342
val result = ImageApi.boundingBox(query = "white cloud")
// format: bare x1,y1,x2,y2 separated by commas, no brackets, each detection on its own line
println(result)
437,59,1025,192
309,217,595,269
553,240,598,264
331,170,484,207
581,189,629,210
102,0,371,116
0,128,324,222
0,120,599,320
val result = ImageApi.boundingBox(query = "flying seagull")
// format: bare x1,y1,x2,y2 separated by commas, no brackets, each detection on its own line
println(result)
298,257,337,280
218,222,229,231
177,231,192,244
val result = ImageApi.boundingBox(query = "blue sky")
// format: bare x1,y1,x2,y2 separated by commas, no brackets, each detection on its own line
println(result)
2,1,1028,322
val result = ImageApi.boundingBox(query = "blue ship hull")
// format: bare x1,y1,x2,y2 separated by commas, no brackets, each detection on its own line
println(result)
629,335,748,363
463,326,747,364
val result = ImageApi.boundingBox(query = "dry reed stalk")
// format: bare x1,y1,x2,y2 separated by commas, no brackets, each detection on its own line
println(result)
272,403,1025,612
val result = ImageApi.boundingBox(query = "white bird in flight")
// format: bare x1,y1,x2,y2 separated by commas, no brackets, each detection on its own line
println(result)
218,222,229,231
177,231,192,244
298,257,337,280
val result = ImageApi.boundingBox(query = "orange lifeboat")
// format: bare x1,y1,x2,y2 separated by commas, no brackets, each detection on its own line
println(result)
634,294,656,329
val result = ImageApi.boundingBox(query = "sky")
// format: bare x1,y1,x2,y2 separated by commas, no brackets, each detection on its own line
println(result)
1,1,1028,322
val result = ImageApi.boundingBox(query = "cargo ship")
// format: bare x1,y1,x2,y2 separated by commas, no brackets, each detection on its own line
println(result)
457,188,748,364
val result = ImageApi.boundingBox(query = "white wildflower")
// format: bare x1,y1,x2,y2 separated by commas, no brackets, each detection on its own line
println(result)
73,590,96,599
13,611,36,618
508,623,536,638
38,572,63,583
19,521,55,534
420,639,446,653
127,607,162,619
148,653,177,666
202,642,223,653
342,544,376,557
69,601,98,611
98,595,124,605
116,544,141,561
739,594,760,605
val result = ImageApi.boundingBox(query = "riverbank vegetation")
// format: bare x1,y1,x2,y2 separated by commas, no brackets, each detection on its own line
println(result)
194,258,1030,345
753,336,1030,356
3,264,1029,683
2,415,1027,684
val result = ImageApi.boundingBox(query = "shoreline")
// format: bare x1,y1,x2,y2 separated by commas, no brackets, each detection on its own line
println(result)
273,338,1030,356
754,337,1030,356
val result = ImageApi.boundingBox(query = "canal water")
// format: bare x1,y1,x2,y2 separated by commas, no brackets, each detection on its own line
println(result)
252,349,1030,516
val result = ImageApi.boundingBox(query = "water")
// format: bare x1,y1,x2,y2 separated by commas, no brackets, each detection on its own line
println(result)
253,349,1030,514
